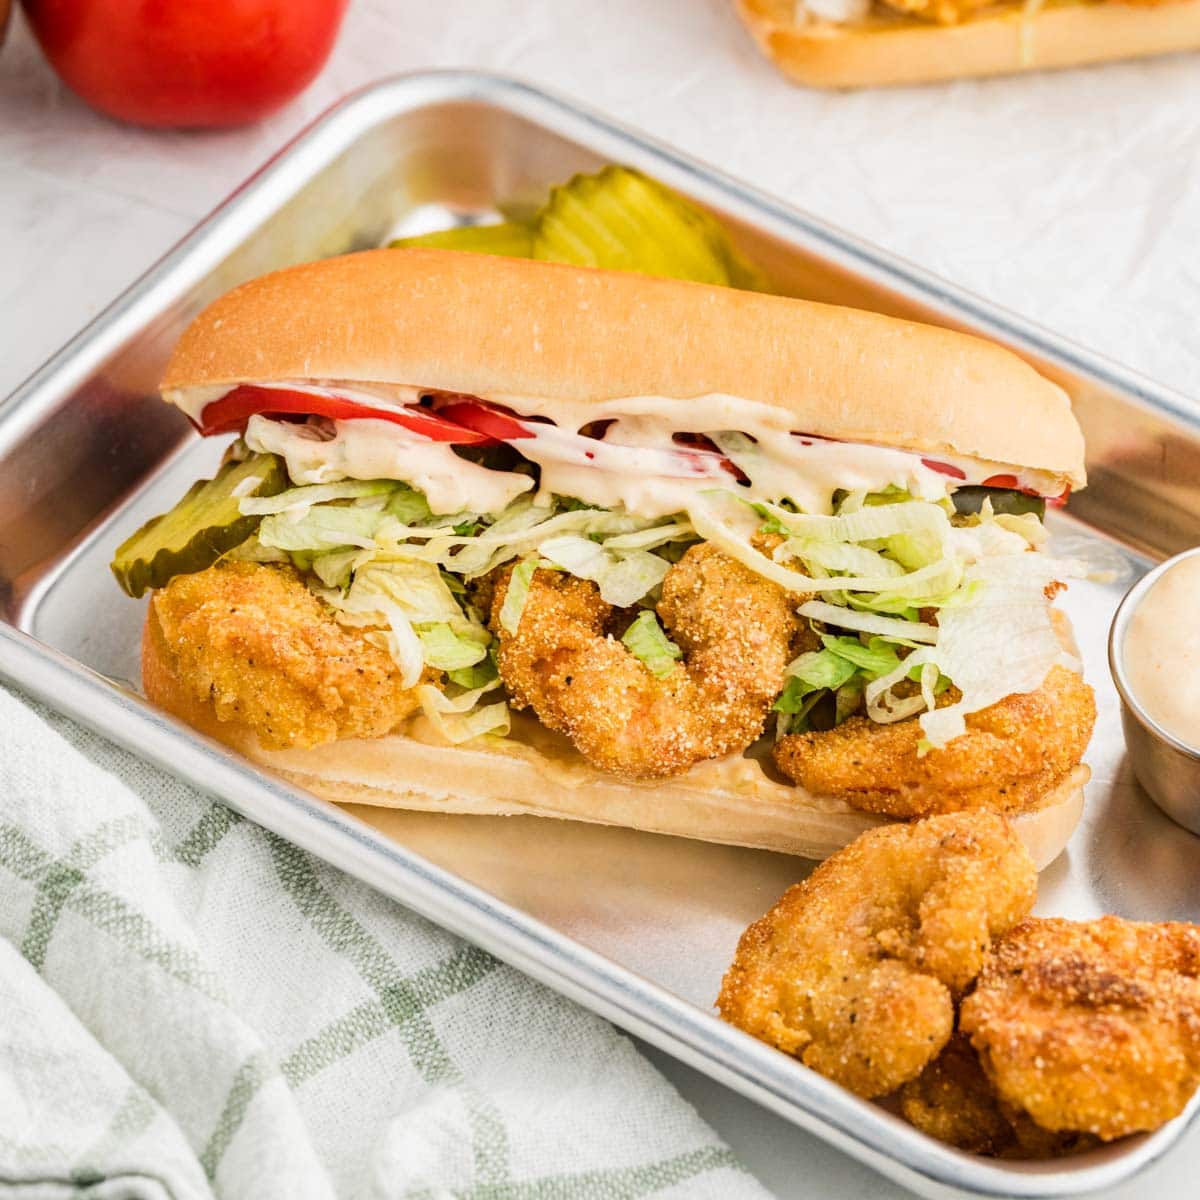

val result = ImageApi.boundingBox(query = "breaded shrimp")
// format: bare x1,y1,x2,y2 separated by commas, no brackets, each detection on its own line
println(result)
961,916,1200,1141
151,561,423,750
900,1035,1017,1156
490,543,802,778
900,1035,1098,1158
717,813,1036,1098
773,665,1096,817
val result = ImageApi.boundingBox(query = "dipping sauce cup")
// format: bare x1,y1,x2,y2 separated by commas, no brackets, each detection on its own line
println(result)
1109,547,1200,836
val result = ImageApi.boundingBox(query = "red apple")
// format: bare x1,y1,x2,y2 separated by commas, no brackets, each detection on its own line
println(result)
20,0,349,128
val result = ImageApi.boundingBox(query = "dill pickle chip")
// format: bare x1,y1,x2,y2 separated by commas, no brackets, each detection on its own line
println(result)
386,167,767,289
110,453,287,598
951,487,1046,520
388,221,534,258
532,165,767,290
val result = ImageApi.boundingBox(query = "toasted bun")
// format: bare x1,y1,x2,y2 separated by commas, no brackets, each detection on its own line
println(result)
142,607,1085,870
735,0,1200,88
162,247,1085,491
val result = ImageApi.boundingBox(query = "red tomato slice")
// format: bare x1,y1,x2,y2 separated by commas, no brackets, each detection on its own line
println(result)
923,458,967,480
983,473,1068,503
436,401,535,441
198,385,491,443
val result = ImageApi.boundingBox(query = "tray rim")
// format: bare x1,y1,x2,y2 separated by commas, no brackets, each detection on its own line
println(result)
2,69,1198,1199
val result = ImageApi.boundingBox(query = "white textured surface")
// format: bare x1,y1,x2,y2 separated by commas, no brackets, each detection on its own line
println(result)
3,1,1200,1195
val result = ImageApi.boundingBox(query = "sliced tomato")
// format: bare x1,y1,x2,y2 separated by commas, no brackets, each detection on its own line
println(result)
198,385,492,443
923,458,967,480
436,401,534,441
983,473,1069,504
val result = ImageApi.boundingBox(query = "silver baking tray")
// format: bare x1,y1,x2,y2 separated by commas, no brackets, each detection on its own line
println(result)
3,71,1199,1198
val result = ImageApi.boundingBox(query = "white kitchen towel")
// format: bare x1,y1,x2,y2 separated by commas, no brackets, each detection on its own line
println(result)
0,684,768,1200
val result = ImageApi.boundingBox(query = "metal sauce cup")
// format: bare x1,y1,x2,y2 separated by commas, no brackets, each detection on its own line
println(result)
1109,547,1200,835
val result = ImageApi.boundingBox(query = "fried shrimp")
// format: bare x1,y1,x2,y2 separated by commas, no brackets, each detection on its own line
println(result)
961,916,1200,1141
900,1035,1017,1156
490,543,801,778
773,665,1096,817
900,1035,1098,1158
717,813,1036,1098
150,561,423,751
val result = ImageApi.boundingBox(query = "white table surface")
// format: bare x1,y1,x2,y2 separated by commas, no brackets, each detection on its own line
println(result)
3,3,1200,1196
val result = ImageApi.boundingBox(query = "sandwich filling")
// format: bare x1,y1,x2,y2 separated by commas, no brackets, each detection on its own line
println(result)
121,381,1092,811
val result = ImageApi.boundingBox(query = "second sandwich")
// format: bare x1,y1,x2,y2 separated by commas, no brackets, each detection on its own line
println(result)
114,247,1096,864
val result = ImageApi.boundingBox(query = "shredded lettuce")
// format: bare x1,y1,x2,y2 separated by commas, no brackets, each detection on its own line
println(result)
994,511,1048,548
797,599,939,644
385,485,436,525
602,521,694,552
774,651,857,714
415,680,511,744
311,548,371,589
416,622,489,671
822,635,903,676
779,538,904,579
917,555,1079,749
447,655,500,690
226,536,290,565
499,559,538,636
259,506,390,552
319,557,493,692
761,496,953,546
361,601,425,689
621,611,682,678
430,501,679,579
343,560,468,628
239,479,395,516
773,635,937,725
691,492,961,599
538,534,670,607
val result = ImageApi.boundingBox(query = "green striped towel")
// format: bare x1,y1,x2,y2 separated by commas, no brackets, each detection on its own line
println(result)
0,685,769,1200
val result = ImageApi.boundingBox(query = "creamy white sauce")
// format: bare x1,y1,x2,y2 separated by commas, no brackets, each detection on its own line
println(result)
170,380,1063,513
1122,555,1200,749
513,421,729,519
713,430,948,515
517,417,949,517
478,390,1063,498
243,415,533,515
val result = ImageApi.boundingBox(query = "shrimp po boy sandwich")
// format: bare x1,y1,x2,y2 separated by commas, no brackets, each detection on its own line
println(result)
736,0,1200,88
115,247,1095,867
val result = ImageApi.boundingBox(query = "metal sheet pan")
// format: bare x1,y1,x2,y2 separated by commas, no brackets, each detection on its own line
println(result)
3,71,1199,1198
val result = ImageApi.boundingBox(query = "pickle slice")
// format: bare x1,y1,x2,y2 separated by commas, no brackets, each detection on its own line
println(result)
951,487,1046,520
389,222,534,258
532,166,767,290
388,167,767,290
111,453,287,598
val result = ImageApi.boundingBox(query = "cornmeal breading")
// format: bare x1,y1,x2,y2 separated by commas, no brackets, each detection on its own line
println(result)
962,916,1200,1141
773,665,1095,817
717,813,1035,1098
151,561,423,750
